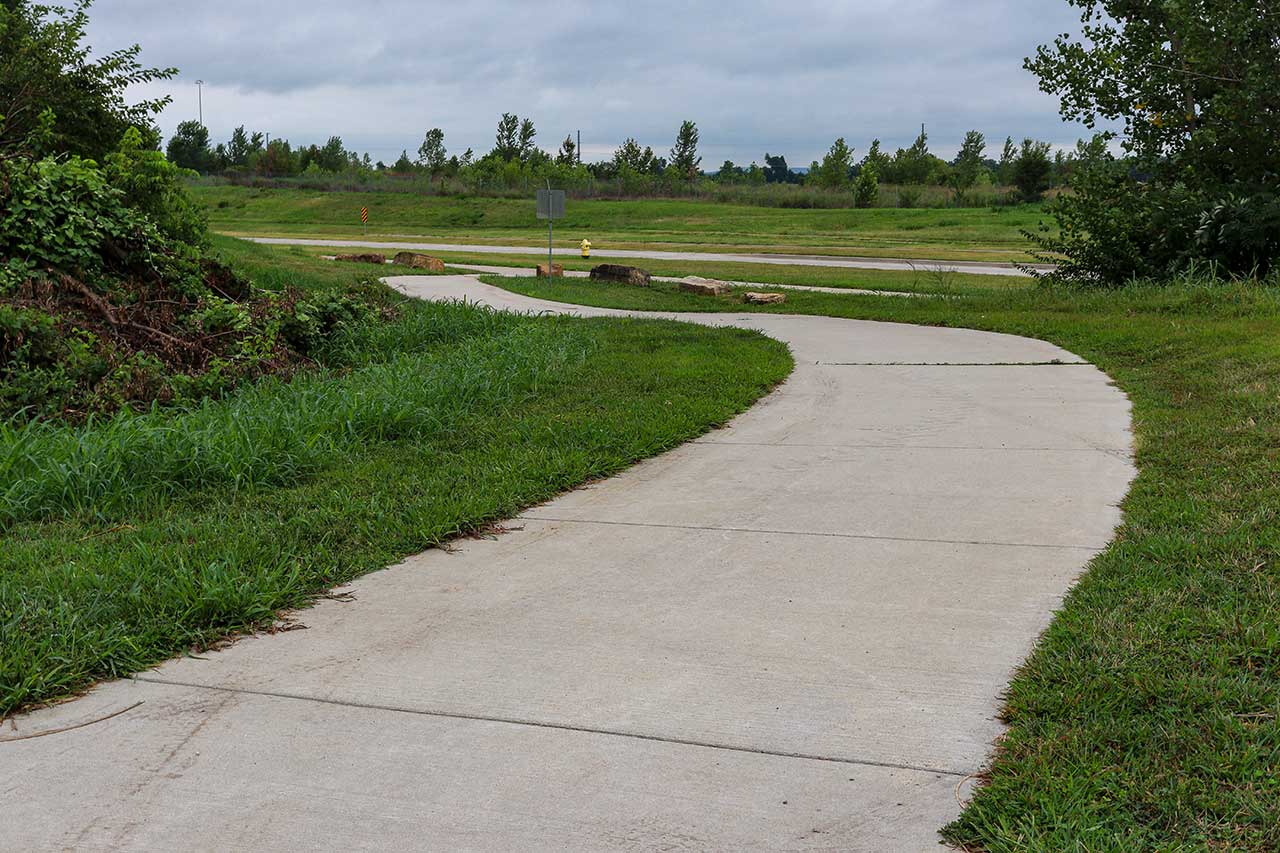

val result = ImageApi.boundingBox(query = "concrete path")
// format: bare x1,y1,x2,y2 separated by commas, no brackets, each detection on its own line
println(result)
4,277,1133,851
249,236,1042,278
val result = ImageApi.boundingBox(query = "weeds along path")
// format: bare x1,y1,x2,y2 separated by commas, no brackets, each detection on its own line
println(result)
5,276,1133,851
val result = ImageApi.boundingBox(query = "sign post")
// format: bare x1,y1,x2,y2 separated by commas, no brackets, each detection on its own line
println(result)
535,182,566,279
360,206,369,237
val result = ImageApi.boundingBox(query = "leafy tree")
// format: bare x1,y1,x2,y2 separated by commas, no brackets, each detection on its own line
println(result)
1012,138,1053,203
417,127,446,185
852,161,879,209
316,136,347,173
227,126,251,167
612,137,654,173
763,153,796,184
670,120,701,187
1026,0,1280,283
0,0,176,159
517,118,537,161
716,159,740,183
165,120,211,173
887,125,944,185
494,113,520,161
862,139,890,175
209,142,229,173
492,113,537,162
556,135,577,166
815,137,854,190
996,136,1017,185
950,130,987,202
392,150,415,172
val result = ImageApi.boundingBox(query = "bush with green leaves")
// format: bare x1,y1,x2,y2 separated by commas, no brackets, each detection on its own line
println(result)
0,0,175,160
1028,0,1280,284
852,163,879,209
1012,139,1053,203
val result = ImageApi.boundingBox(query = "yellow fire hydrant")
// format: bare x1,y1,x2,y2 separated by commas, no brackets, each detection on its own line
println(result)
581,239,592,259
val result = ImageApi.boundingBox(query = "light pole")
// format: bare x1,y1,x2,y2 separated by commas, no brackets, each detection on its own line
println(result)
195,80,204,126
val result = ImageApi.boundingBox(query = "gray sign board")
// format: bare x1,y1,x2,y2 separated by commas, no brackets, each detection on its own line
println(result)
536,189,566,220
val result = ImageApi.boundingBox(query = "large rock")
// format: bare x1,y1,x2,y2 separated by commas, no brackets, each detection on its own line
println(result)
536,263,565,277
393,252,445,272
590,264,651,287
335,253,386,265
743,291,787,305
679,277,731,296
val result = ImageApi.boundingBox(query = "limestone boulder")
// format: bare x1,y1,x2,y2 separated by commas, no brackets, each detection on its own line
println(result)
393,252,445,272
335,253,386,265
536,263,565,277
743,291,787,305
590,264,651,287
679,277,731,296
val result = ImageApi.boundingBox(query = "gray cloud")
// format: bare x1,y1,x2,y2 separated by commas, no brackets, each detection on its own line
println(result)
87,0,1107,166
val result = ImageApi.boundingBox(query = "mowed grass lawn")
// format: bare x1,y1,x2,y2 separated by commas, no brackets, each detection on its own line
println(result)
0,239,792,715
480,272,1280,850
192,183,1052,262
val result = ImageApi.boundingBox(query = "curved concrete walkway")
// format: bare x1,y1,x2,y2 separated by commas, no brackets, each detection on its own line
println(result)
248,236,1043,278
4,278,1133,851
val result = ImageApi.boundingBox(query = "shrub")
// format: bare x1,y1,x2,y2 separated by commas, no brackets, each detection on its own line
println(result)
852,164,879,209
1012,139,1053,203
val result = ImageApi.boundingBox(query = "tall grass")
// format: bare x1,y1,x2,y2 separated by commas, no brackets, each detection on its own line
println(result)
0,302,589,528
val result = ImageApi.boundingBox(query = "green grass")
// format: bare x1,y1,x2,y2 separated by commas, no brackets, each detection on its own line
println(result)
0,240,793,715
478,272,1280,850
193,184,1053,262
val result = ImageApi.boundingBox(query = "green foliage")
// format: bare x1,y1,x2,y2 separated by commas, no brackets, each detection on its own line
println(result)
883,126,949,186
669,120,701,185
852,161,879,209
950,130,987,201
165,120,211,173
0,151,162,292
108,128,208,245
1195,192,1280,274
1012,138,1053,203
0,0,175,159
1028,0,1280,284
416,127,446,181
814,137,854,190
763,153,797,184
555,134,577,166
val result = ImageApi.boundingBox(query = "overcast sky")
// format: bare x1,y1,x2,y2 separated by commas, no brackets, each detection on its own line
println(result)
87,0,1104,167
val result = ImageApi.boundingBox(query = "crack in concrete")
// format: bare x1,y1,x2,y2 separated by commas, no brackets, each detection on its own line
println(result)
130,676,972,779
519,515,1106,552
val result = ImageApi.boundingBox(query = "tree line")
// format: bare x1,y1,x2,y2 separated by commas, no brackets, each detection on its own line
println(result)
167,113,1086,207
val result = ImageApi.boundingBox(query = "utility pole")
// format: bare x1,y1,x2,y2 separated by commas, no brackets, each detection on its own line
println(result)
577,130,581,165
196,80,204,126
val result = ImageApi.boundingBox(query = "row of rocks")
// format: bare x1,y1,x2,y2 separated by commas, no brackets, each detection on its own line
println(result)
335,254,786,305
335,252,446,273
679,277,787,305
587,266,787,304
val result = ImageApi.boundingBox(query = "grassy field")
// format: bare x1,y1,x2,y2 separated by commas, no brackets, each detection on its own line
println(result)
192,184,1053,263
288,243,1031,295
476,272,1280,850
0,239,792,715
